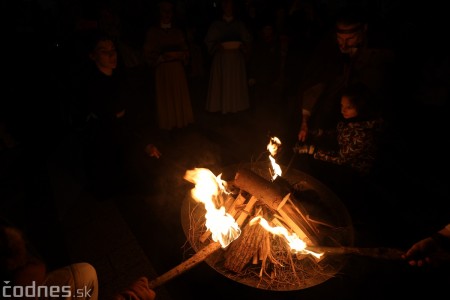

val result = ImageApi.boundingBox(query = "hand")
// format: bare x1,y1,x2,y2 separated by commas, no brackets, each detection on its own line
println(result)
145,144,161,159
402,236,440,267
114,277,156,300
295,144,315,155
402,231,450,267
298,121,308,142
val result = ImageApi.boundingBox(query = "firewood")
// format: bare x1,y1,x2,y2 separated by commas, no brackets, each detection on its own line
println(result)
224,222,266,273
252,252,258,264
235,196,258,226
259,232,268,261
277,193,290,210
234,168,318,245
181,165,354,291
277,207,312,244
234,168,286,210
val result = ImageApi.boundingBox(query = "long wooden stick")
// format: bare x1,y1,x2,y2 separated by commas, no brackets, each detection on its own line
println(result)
306,246,405,260
148,242,222,289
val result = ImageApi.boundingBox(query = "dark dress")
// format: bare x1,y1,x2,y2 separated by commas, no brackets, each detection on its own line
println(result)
143,25,194,130
204,17,252,113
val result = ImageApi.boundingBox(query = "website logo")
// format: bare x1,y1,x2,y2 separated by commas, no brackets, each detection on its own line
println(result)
2,281,92,298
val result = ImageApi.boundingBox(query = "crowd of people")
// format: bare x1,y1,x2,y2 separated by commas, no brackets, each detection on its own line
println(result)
3,0,449,299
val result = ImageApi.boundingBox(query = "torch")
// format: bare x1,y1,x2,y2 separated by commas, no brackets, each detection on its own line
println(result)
148,168,242,289
148,241,222,289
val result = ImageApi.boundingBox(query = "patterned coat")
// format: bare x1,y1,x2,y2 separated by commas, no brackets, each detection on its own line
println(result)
313,117,384,175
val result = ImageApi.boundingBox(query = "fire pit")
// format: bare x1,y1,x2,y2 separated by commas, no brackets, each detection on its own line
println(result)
180,161,354,291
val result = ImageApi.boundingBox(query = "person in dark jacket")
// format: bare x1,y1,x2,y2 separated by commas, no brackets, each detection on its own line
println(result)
297,5,395,143
75,32,161,199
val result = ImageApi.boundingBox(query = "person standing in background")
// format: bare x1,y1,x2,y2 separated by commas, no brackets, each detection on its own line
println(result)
204,0,253,114
74,32,161,200
143,0,194,131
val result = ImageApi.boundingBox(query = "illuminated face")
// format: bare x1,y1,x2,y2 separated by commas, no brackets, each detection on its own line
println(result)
336,23,366,57
340,95,358,119
90,39,117,74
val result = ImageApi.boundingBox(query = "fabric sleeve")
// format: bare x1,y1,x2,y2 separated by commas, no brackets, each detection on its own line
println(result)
313,124,368,166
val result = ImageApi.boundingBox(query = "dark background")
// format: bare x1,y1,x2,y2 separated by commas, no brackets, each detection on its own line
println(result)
2,0,449,299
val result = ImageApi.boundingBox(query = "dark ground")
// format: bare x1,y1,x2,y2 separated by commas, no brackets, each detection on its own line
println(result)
2,4,450,299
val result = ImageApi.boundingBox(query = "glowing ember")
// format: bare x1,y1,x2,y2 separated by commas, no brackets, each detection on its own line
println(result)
267,136,282,180
250,216,323,259
184,168,241,248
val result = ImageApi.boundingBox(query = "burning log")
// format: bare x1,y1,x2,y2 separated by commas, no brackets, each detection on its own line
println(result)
235,196,258,226
218,168,324,275
234,168,319,245
234,168,286,209
224,218,267,272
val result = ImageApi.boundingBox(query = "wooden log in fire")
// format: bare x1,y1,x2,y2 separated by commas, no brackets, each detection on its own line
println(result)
224,218,267,272
234,168,286,210
234,168,318,245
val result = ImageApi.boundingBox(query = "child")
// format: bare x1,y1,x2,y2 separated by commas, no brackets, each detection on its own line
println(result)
296,82,384,176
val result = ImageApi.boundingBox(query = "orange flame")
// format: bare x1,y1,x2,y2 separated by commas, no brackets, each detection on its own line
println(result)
250,216,323,258
267,136,282,180
184,168,241,248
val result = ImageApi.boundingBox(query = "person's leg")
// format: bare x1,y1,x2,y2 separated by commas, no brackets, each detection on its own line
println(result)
41,262,98,300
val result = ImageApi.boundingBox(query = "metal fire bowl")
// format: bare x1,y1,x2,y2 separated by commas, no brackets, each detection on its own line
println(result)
181,161,354,291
